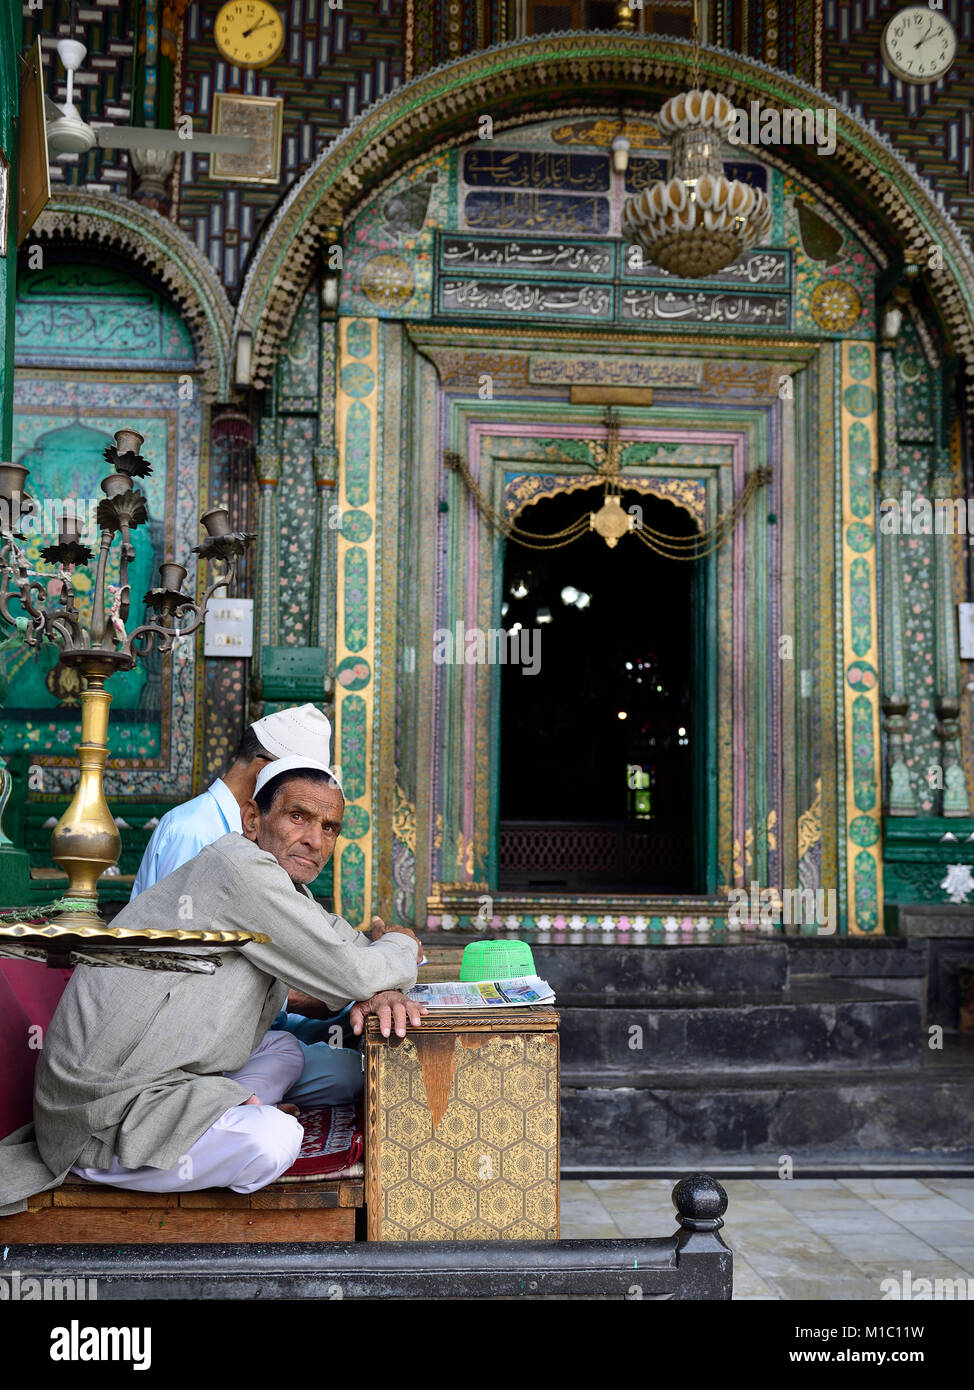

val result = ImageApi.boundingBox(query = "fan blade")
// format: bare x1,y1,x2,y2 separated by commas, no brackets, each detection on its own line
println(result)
44,95,64,122
94,126,253,155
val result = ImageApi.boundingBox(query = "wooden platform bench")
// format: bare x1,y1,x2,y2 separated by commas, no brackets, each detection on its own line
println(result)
1,1173,364,1245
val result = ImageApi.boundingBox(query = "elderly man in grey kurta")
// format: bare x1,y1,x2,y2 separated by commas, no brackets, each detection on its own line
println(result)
0,757,424,1214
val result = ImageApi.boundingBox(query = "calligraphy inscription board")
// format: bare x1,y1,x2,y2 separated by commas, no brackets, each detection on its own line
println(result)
435,232,791,328
463,191,611,236
440,277,614,320
620,287,790,327
625,249,790,289
441,234,615,279
625,156,768,195
463,149,610,192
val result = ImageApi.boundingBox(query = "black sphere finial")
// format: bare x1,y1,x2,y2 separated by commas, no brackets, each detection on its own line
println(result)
673,1173,728,1225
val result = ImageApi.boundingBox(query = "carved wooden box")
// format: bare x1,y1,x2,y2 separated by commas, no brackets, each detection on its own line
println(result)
365,1009,559,1241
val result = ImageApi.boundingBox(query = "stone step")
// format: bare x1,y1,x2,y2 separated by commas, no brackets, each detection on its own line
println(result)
555,979,922,1070
559,1038,974,1167
532,942,788,1002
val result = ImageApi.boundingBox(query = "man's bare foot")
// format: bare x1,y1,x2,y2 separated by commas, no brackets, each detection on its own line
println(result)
276,1102,301,1117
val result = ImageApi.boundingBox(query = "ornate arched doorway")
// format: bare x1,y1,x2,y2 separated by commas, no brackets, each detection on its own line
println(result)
499,485,701,894
242,34,974,934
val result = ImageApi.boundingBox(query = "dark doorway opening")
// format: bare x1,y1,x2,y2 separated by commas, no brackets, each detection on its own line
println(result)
498,486,699,893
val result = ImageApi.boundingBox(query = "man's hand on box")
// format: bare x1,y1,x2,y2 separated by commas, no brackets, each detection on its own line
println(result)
350,989,427,1039
370,914,423,963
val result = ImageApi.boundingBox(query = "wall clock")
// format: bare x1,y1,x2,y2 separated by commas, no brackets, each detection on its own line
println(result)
880,6,957,84
214,1,285,69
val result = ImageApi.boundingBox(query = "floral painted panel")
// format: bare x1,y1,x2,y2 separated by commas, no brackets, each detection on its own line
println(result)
277,415,316,647
7,375,202,799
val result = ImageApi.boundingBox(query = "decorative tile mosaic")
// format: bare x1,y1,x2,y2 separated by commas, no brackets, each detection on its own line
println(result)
7,378,203,799
783,180,877,340
278,414,316,648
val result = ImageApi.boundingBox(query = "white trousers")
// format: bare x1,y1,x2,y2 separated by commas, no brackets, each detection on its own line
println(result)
71,1032,305,1194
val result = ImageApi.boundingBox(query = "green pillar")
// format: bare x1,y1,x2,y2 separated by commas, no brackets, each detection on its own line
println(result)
878,349,916,815
932,448,970,816
253,432,282,666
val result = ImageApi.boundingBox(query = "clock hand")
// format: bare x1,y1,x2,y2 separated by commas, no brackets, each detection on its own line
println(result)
913,18,933,49
242,16,274,36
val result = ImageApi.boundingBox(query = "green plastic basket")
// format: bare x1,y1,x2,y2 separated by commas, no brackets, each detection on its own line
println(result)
460,938,536,982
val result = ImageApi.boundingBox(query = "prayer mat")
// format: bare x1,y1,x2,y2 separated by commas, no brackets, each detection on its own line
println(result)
278,1102,364,1182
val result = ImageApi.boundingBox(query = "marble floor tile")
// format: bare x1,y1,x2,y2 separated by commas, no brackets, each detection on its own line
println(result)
839,1178,933,1198
893,1218,974,1251
763,1275,884,1301
729,1246,847,1279
751,1177,847,1191
559,1177,974,1296
721,1203,811,1227
560,1221,623,1238
864,1196,974,1224
764,1188,878,1211
794,1210,915,1236
918,1185,974,1213
731,1257,780,1300
818,1232,942,1262
848,1259,972,1290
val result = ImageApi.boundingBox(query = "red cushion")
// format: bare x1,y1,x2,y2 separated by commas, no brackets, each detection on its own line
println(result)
0,962,72,1140
277,1103,364,1181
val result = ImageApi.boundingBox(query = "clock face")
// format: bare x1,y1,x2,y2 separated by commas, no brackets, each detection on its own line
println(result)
214,1,285,69
881,6,957,84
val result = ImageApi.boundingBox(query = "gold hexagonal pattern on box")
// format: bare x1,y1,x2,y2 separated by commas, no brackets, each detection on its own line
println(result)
366,1012,559,1240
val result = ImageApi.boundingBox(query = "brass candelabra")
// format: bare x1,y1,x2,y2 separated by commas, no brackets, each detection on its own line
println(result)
0,428,254,930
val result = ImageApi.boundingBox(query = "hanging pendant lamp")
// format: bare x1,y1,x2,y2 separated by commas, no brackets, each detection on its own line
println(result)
621,5,772,278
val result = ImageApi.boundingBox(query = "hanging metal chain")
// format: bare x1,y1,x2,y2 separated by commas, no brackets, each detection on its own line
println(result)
444,450,591,548
444,448,772,560
633,467,773,561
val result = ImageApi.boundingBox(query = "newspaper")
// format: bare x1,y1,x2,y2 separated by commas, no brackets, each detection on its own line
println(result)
406,975,555,1009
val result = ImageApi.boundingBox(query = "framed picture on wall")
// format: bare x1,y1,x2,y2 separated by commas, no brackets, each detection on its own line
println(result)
210,94,284,185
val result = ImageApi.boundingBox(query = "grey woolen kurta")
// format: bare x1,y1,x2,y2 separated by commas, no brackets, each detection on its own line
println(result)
0,832,417,1215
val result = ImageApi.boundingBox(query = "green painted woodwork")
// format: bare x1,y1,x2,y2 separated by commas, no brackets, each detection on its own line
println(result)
884,816,974,906
259,645,333,702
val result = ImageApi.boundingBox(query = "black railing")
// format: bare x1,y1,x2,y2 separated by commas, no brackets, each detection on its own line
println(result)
4,1176,731,1300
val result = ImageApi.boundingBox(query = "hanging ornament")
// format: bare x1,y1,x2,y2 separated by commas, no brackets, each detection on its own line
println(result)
621,3,772,278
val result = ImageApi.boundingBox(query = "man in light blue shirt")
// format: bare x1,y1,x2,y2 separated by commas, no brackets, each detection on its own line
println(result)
131,757,260,897
130,704,361,1110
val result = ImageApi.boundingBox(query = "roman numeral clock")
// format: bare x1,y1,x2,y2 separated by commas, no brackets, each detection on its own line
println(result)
880,5,957,84
214,0,286,68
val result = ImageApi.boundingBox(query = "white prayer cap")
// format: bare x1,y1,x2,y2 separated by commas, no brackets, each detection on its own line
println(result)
251,703,332,764
254,754,344,799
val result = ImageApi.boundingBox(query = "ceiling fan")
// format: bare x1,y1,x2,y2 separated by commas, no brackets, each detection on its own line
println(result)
45,37,253,160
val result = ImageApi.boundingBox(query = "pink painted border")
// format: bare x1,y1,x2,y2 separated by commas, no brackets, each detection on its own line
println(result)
448,418,749,889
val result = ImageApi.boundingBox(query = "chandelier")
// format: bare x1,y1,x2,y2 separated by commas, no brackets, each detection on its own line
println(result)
621,13,772,278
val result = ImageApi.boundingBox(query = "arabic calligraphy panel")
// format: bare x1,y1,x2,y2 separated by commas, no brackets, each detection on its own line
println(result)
440,234,614,279
462,191,611,236
462,149,610,193
528,354,703,387
620,288,790,329
623,248,790,289
439,278,613,321
625,157,768,195
15,264,196,365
